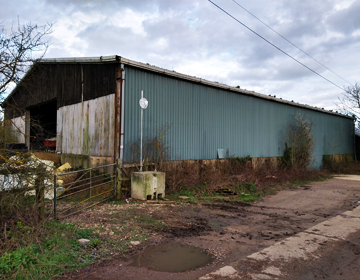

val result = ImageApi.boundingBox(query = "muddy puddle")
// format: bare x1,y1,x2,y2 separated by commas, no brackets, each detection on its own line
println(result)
131,241,213,272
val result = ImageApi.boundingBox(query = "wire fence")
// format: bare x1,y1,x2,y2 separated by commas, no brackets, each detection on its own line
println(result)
54,163,117,219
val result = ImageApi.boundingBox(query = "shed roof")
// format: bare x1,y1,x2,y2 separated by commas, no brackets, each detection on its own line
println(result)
3,55,354,120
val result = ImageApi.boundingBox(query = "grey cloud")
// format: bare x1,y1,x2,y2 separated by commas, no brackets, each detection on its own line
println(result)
142,18,200,54
227,68,274,82
227,57,320,83
300,89,340,108
0,0,59,27
327,0,360,34
76,24,148,57
2,0,359,109
44,0,196,13
277,0,333,28
272,59,325,81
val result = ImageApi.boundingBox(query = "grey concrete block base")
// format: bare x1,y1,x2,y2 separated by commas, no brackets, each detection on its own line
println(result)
131,171,165,200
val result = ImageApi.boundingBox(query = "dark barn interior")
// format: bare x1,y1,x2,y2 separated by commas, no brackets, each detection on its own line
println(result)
29,99,57,150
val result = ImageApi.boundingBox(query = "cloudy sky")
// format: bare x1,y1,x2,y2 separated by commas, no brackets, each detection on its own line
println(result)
1,0,360,110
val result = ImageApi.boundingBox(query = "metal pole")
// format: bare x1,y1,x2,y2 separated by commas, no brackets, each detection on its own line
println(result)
140,90,143,172
120,64,126,193
53,174,57,219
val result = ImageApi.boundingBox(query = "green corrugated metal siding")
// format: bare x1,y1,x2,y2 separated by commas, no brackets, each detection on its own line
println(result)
124,66,354,168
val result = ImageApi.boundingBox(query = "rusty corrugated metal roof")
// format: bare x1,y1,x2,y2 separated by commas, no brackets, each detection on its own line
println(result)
3,55,354,120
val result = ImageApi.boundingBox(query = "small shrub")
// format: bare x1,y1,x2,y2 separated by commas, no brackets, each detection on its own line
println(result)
89,238,102,248
282,113,316,169
76,228,94,239
181,189,193,197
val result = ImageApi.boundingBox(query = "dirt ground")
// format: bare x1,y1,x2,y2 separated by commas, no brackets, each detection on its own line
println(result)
56,177,360,280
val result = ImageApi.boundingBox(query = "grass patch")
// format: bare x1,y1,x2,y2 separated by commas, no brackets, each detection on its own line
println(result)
0,221,99,279
0,214,154,279
233,182,259,202
137,215,165,227
169,183,225,200
168,172,332,204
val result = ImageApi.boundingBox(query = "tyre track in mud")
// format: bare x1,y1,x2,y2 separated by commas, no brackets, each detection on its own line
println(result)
58,178,360,280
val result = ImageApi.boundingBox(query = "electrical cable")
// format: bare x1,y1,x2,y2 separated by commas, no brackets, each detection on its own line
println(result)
208,0,346,92
231,0,353,86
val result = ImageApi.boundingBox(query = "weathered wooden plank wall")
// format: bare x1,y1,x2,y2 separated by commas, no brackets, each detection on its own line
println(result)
10,116,26,143
57,94,115,157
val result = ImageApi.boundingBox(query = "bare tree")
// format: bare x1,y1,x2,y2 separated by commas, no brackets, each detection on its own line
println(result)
338,83,360,128
0,19,53,100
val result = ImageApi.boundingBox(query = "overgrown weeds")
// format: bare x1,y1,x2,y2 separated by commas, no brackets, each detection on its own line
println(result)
0,151,55,227
234,182,259,202
159,157,327,201
323,154,360,174
0,150,66,279
0,221,99,279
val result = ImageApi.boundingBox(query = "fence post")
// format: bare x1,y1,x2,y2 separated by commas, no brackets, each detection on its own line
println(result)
53,174,57,219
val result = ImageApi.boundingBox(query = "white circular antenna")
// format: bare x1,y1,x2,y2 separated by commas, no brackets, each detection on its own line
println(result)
139,98,148,109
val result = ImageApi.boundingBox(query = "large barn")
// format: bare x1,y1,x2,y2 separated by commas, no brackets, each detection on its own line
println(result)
2,55,356,168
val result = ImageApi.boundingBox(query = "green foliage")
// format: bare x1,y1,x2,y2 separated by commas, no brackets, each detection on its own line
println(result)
178,183,220,198
235,182,259,202
137,215,165,227
181,189,193,197
16,221,32,233
282,142,293,166
242,182,257,192
0,221,98,279
76,228,94,239
0,245,38,274
89,238,102,248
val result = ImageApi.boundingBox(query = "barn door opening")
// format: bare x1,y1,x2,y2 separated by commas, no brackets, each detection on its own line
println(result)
29,99,57,151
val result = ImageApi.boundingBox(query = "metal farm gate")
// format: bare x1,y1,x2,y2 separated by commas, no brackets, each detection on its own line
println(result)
53,164,117,218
